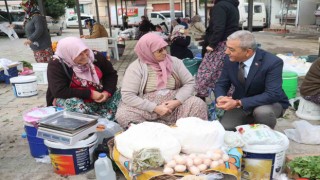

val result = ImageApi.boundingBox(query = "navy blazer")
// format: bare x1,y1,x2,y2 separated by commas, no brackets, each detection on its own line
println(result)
214,48,290,112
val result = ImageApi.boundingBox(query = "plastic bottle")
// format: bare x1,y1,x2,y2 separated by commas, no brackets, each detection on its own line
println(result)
95,153,116,180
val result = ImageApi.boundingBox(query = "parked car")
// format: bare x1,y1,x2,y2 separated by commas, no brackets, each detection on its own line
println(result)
46,16,64,36
66,14,93,28
0,10,25,37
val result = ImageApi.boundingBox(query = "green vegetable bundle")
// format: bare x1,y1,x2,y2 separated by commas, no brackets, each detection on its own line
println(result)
287,156,320,179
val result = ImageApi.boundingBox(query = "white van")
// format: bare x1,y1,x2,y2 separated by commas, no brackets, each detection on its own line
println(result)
239,2,267,29
66,14,93,28
149,11,184,30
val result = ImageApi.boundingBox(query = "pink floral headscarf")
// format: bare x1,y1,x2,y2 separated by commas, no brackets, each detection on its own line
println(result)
54,37,100,86
134,33,173,90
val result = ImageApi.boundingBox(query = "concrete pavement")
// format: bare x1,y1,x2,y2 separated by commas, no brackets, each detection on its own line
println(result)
0,29,319,179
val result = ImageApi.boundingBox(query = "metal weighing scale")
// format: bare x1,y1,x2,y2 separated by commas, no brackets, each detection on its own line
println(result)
37,111,98,145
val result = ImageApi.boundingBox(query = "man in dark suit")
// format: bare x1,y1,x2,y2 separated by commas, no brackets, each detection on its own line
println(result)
214,30,290,131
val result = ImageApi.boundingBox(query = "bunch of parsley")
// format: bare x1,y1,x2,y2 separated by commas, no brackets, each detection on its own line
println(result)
287,156,320,179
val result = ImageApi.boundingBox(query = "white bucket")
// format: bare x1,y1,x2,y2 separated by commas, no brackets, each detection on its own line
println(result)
241,132,289,180
44,133,98,175
32,63,48,84
10,76,38,97
296,97,320,121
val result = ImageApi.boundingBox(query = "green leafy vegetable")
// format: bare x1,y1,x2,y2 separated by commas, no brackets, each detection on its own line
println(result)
287,156,320,179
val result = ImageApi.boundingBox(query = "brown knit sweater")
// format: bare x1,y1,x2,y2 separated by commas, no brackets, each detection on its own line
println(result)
300,58,320,96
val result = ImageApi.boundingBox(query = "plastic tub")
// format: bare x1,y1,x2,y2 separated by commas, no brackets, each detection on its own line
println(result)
32,63,48,84
282,71,298,99
296,97,320,121
24,123,48,158
183,58,202,76
10,76,38,97
241,131,289,179
44,133,98,175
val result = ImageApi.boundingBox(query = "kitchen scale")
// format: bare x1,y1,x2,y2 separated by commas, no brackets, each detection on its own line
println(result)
37,111,98,145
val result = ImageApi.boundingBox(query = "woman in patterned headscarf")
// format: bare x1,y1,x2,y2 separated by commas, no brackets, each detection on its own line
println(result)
46,37,119,119
21,0,52,63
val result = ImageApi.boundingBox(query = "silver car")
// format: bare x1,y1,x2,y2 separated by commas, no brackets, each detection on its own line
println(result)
46,16,64,36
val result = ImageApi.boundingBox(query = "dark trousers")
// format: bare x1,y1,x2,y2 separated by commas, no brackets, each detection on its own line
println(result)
220,103,285,131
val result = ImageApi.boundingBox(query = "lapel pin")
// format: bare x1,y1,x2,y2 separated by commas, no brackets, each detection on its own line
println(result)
255,63,259,66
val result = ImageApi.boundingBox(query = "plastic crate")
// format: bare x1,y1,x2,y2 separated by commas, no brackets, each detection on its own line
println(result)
0,66,18,84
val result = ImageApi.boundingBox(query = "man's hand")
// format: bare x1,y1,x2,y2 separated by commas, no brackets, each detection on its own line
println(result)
24,39,32,46
80,35,85,38
154,104,172,116
206,46,213,52
162,99,182,111
216,96,238,110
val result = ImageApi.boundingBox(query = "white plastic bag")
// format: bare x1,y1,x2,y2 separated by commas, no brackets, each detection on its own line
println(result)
172,117,225,154
96,118,123,144
236,124,283,145
0,22,19,40
284,120,320,144
115,122,181,162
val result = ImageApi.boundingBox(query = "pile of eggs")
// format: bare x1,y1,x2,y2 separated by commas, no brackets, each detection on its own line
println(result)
163,149,229,175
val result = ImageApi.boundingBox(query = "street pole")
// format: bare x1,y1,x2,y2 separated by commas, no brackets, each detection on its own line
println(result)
94,0,100,23
4,0,11,24
107,0,112,37
75,0,83,35
115,0,119,26
37,0,46,16
170,0,175,23
248,0,253,32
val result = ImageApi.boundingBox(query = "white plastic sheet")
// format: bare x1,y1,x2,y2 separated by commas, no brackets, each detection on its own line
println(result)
284,120,320,144
0,22,19,40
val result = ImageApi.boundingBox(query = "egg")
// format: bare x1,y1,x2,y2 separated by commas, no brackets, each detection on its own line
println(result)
218,159,224,164
188,153,197,159
163,167,174,174
188,166,200,175
174,165,187,172
186,158,194,167
174,156,186,165
222,154,230,162
211,153,221,161
210,161,219,168
197,164,207,171
166,160,176,168
203,158,212,166
193,157,203,166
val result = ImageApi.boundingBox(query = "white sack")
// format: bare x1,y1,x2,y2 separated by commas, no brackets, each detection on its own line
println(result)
173,117,225,154
115,122,181,162
284,120,320,144
236,124,283,145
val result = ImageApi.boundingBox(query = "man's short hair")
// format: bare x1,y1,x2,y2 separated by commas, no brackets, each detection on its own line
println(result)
227,30,257,50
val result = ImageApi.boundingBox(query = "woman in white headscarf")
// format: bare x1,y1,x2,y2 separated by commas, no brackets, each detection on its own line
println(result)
170,25,194,59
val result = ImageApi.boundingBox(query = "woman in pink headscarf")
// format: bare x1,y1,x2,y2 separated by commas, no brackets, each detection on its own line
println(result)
46,37,119,119
116,33,207,129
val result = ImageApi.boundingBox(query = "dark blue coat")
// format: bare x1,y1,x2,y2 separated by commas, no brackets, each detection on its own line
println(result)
214,48,290,112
